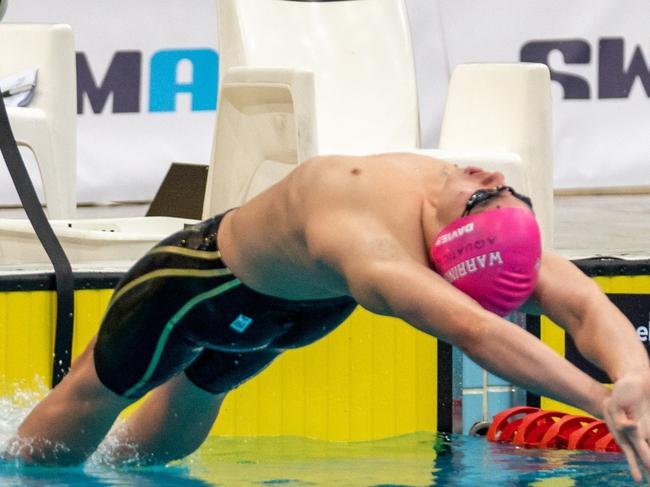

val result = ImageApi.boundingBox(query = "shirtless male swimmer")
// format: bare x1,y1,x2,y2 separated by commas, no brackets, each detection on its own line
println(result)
7,153,650,483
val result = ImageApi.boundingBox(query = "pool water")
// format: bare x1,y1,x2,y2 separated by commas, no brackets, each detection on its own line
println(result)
0,388,635,486
0,432,636,486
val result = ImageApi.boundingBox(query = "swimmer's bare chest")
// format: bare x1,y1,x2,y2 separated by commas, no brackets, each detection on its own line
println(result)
218,207,357,300
217,154,450,301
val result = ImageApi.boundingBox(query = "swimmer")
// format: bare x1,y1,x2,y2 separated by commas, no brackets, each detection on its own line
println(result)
7,153,650,482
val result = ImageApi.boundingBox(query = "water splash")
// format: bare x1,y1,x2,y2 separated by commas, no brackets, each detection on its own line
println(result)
0,379,49,454
0,381,175,469
90,420,146,467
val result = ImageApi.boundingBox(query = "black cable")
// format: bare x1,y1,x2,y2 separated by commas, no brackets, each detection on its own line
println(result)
0,95,75,387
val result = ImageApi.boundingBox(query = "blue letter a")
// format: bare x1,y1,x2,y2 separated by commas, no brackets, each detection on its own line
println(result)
149,49,218,112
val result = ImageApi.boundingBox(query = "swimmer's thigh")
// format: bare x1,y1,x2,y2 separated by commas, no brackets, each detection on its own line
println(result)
93,284,206,399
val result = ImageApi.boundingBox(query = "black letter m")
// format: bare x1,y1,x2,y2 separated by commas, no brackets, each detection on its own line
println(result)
76,51,142,114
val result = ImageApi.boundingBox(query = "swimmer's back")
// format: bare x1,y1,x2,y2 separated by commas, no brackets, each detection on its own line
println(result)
217,153,450,301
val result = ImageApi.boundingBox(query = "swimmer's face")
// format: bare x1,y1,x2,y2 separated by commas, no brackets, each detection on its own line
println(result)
437,166,532,225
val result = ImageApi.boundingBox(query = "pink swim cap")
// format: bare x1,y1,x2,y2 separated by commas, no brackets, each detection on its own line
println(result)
430,207,541,317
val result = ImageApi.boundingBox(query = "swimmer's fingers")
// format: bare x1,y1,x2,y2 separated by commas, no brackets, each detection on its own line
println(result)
624,434,650,485
629,428,650,485
605,412,642,482
604,375,650,483
605,402,650,483
620,442,642,484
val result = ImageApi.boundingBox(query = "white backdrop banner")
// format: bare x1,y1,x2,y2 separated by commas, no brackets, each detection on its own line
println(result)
3,0,217,205
2,0,649,206
425,0,650,190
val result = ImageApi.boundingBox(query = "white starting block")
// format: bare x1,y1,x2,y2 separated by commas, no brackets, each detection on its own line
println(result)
0,0,554,269
205,0,553,249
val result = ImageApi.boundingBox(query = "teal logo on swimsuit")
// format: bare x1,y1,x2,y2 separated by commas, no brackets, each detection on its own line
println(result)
230,314,253,333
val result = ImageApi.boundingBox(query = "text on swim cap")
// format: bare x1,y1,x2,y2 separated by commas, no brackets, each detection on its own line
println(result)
435,222,474,246
443,251,504,283
439,237,499,266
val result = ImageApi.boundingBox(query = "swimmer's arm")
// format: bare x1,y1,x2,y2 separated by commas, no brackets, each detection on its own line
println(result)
531,252,650,382
312,231,610,416
355,259,611,416
533,253,650,483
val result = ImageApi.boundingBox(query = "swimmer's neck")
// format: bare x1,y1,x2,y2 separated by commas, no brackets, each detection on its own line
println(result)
420,196,447,252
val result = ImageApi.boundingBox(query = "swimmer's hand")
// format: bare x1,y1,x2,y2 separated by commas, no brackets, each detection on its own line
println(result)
603,373,650,483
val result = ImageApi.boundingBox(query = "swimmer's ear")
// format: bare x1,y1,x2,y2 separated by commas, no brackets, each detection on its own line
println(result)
518,298,542,316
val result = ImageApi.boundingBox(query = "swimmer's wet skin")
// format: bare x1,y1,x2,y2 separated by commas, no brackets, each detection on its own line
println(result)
7,154,650,483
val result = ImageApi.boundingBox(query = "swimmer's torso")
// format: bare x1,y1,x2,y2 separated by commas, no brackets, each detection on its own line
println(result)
218,153,454,301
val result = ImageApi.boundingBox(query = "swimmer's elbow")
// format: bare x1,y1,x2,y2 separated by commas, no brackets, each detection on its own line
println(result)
455,321,491,358
445,310,491,355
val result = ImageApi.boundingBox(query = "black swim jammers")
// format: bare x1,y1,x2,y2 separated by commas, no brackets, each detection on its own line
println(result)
93,212,356,399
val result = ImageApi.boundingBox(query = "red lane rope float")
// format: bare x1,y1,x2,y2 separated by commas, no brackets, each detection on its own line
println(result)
487,406,539,443
539,415,597,449
487,407,621,452
512,410,567,447
567,420,613,451
594,432,622,453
